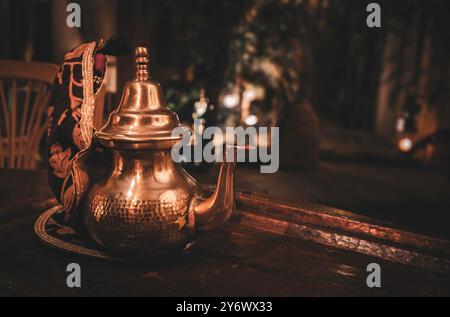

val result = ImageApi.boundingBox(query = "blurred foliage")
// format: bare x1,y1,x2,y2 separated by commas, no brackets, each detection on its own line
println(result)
1,0,449,131
149,0,249,118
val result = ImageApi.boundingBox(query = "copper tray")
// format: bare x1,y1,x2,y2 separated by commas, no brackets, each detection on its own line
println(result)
34,190,450,275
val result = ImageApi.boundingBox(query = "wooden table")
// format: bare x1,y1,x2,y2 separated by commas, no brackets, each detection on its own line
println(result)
0,169,449,296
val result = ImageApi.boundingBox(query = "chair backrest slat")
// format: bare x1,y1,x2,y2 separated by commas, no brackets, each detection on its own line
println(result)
0,60,58,170
26,84,49,169
26,81,44,140
20,79,33,138
0,82,10,135
17,79,33,168
0,82,7,168
9,80,17,168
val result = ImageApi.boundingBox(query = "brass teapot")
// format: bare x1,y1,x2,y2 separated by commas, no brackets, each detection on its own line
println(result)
83,47,236,256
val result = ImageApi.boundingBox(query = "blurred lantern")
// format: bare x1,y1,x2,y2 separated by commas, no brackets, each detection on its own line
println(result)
245,114,258,126
220,77,244,111
243,89,256,101
193,88,208,118
222,92,240,109
396,116,406,133
241,83,265,125
191,89,208,144
396,107,417,153
398,137,413,153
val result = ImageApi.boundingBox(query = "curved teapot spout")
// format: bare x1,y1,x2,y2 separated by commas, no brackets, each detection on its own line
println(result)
194,160,237,232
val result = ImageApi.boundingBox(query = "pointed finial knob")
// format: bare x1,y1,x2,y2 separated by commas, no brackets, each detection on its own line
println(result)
135,46,149,81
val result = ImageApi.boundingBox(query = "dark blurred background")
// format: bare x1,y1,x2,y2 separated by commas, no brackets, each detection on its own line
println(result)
1,0,450,237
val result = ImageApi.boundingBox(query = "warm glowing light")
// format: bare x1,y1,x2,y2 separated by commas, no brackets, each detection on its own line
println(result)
223,94,239,109
243,89,256,101
160,190,178,203
126,178,136,199
154,170,171,183
245,115,258,126
396,118,405,133
194,100,208,117
398,138,413,152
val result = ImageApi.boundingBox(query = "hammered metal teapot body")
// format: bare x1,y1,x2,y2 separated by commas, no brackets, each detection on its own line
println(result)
84,47,236,255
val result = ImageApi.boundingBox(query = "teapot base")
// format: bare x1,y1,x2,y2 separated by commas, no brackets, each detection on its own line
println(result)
93,239,197,259
85,227,196,258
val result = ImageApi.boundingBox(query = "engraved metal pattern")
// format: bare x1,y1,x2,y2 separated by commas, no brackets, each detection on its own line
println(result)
83,149,198,255
81,47,237,256
86,194,191,252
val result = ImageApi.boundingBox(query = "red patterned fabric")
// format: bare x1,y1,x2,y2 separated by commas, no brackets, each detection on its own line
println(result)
47,41,106,209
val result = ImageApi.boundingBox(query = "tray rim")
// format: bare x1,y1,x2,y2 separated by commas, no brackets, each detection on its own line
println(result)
34,205,122,261
33,191,450,274
233,189,450,255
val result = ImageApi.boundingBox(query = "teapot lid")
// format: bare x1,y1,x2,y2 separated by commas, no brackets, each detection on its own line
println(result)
96,47,183,149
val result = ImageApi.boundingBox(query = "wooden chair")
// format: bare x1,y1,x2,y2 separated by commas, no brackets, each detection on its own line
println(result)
0,60,58,170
